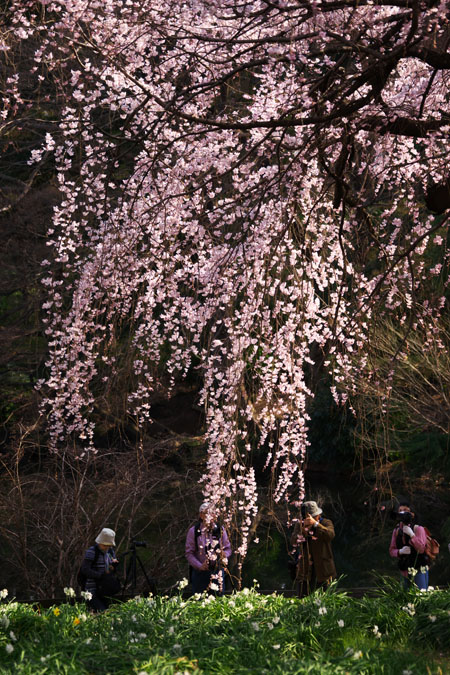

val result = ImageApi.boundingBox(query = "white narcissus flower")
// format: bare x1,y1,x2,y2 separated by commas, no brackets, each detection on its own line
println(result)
0,615,10,629
402,603,416,616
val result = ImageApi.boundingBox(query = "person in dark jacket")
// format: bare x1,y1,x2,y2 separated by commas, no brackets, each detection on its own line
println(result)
81,527,118,612
290,501,336,597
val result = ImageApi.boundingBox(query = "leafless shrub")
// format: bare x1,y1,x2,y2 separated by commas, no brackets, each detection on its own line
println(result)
0,435,206,599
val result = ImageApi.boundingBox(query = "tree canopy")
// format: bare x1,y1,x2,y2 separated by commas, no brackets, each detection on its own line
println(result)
3,0,450,557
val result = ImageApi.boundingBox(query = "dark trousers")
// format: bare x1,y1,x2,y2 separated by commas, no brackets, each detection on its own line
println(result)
191,568,226,595
88,594,110,613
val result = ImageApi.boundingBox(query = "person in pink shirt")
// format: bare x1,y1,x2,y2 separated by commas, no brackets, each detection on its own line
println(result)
185,502,232,594
389,502,429,590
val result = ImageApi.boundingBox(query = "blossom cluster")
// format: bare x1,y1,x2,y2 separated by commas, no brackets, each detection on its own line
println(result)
8,0,450,557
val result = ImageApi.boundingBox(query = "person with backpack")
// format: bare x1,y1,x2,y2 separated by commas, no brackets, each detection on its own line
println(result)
79,528,120,612
389,502,429,590
185,502,232,595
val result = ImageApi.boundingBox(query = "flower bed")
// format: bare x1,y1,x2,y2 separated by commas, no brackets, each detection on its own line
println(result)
0,582,449,673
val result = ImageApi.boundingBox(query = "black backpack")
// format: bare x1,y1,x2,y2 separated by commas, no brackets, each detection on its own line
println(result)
77,546,100,591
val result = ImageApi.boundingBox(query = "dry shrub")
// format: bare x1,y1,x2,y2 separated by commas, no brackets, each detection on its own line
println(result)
0,439,205,599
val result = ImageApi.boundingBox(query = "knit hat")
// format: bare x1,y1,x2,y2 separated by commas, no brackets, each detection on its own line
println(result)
95,528,116,546
302,501,322,517
199,502,210,513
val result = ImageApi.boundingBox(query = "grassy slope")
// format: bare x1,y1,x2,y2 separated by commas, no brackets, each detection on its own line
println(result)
1,582,449,674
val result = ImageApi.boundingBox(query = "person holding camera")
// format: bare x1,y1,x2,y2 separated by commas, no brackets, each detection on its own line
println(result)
290,501,336,598
185,502,232,595
80,527,120,612
389,502,429,590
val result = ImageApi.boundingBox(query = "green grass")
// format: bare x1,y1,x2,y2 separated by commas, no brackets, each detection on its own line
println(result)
0,580,449,673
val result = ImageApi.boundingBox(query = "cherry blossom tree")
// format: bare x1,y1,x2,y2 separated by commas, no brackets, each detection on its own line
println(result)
5,0,450,564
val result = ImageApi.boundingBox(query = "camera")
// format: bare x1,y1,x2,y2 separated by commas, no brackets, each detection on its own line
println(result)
394,511,413,526
300,504,310,519
131,539,147,548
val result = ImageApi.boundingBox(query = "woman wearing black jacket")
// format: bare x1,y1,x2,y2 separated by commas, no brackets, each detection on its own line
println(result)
81,528,119,612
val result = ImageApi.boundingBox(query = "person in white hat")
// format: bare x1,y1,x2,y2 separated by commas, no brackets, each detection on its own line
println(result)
185,502,232,595
79,528,119,612
290,501,336,597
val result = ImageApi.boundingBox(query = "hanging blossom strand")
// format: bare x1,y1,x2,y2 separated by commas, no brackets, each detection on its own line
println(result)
9,0,450,561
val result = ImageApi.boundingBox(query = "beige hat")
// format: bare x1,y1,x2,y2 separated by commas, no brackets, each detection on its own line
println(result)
95,528,116,546
302,501,322,517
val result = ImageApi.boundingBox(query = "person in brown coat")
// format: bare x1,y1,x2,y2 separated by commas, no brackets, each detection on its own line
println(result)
290,500,336,597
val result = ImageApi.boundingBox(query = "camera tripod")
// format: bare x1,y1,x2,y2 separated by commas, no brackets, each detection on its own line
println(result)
120,540,157,598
